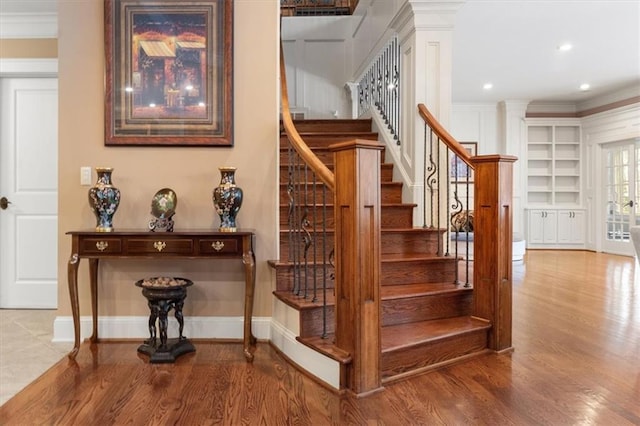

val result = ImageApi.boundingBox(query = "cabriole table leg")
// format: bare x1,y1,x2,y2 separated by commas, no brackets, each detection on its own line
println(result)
67,253,80,359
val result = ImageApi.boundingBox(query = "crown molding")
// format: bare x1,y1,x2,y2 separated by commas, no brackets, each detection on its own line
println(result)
0,58,58,76
0,13,57,39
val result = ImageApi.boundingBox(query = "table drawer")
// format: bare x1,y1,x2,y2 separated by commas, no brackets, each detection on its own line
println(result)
200,237,242,255
80,238,122,254
126,239,194,255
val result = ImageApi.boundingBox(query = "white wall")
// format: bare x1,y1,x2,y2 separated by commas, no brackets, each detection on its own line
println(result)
350,0,404,80
451,104,499,154
281,16,353,119
280,0,407,120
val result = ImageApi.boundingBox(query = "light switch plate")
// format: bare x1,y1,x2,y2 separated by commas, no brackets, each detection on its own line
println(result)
81,167,92,186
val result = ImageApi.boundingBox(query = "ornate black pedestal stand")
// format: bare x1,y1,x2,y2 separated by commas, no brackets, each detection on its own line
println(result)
135,277,195,363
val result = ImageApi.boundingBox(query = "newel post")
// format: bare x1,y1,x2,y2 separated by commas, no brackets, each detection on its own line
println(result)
472,155,517,352
331,139,384,396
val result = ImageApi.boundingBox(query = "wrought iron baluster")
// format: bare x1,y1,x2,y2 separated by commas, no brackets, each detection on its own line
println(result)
426,130,438,230
445,146,451,257
302,164,311,299
293,149,301,295
436,136,442,256
463,168,471,287
287,144,295,291
322,183,328,338
312,172,318,303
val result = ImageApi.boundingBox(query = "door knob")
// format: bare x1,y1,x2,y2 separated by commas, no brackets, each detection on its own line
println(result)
623,200,635,208
0,197,11,210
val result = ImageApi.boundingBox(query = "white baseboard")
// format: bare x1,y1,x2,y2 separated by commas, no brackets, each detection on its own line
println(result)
269,318,340,390
53,316,271,342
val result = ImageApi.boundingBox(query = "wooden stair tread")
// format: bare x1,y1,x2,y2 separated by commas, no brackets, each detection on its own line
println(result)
278,203,417,209
273,290,335,310
381,316,490,352
381,253,455,262
279,181,401,187
296,334,352,364
285,131,378,137
280,162,394,169
274,282,468,309
278,227,444,235
283,118,373,133
381,282,471,299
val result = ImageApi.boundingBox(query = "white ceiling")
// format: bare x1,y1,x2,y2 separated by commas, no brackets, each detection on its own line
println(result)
452,0,640,104
2,0,638,106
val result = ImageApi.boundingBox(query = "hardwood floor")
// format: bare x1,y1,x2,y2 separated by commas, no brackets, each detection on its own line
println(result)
1,250,638,425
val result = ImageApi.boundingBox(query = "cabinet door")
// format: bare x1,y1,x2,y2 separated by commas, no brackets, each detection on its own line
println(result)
557,211,573,243
571,211,585,243
528,210,546,244
557,210,585,244
542,210,557,243
528,210,557,244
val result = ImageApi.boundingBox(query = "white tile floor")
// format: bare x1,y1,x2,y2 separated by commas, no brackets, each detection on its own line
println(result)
0,310,71,406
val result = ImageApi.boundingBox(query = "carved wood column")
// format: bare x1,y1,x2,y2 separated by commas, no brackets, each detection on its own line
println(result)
472,154,517,352
331,139,384,395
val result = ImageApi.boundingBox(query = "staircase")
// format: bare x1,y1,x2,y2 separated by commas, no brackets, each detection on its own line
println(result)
271,118,492,385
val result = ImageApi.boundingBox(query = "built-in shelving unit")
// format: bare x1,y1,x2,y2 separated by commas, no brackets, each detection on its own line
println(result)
526,120,584,249
526,121,581,206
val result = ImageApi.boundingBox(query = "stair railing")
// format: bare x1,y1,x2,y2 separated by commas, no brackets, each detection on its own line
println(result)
281,40,383,395
418,103,516,353
356,36,400,145
418,104,474,286
280,42,335,339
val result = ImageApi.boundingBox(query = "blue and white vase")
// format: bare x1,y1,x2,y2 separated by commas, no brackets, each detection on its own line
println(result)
88,167,121,232
213,166,243,232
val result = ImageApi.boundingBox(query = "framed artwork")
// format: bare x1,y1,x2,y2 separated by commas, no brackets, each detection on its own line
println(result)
450,142,477,182
104,0,233,146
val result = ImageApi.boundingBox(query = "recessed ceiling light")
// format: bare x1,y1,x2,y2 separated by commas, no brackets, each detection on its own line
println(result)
558,43,573,51
483,83,493,90
580,83,590,91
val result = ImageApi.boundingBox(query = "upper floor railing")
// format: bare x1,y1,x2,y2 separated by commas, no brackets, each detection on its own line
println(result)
356,36,400,145
280,0,359,16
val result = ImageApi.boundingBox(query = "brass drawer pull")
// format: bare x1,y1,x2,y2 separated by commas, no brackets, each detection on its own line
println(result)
153,241,166,252
212,241,225,251
96,241,108,251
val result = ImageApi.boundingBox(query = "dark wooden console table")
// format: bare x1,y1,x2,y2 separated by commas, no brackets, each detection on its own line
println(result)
66,229,256,361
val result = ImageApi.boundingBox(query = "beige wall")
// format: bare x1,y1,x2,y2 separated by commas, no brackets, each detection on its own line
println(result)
0,39,57,58
57,0,279,319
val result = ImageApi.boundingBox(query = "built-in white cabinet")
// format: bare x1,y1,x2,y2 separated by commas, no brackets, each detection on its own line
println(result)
526,120,583,249
526,208,585,248
527,209,558,245
557,210,585,244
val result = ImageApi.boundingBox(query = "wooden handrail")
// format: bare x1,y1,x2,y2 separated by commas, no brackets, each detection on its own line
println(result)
280,42,335,191
417,103,473,168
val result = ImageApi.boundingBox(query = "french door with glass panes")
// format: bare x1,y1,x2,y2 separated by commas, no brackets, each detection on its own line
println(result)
603,140,640,256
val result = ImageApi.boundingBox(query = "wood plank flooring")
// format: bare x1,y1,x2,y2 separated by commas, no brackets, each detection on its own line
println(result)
1,250,639,425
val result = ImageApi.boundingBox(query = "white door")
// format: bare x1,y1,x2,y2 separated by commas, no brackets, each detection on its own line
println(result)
0,77,58,308
602,140,640,257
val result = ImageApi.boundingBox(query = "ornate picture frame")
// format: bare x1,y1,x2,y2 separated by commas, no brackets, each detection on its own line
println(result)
104,0,233,146
450,142,477,182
